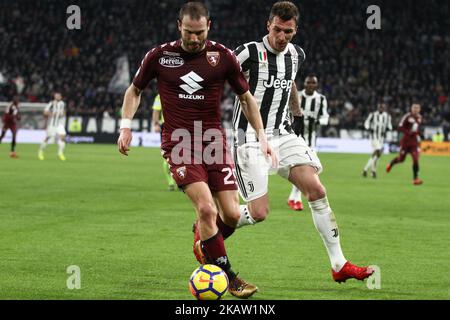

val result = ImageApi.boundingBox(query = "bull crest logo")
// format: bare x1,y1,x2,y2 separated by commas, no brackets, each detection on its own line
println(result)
206,51,220,67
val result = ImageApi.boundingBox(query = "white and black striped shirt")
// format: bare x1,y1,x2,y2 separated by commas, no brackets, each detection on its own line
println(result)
232,35,305,145
364,111,392,141
299,89,329,148
45,100,66,128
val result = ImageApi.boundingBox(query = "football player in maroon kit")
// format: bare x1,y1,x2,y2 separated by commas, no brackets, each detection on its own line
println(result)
386,103,424,185
0,96,20,158
117,2,276,299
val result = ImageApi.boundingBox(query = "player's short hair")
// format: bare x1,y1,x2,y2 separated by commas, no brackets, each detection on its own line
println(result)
305,75,318,83
179,2,210,21
269,1,299,24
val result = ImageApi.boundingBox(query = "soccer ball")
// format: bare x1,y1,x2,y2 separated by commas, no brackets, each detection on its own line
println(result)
189,264,229,300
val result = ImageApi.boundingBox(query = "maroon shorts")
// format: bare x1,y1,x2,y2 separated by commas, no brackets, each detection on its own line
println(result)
398,144,420,163
162,143,237,192
2,119,17,132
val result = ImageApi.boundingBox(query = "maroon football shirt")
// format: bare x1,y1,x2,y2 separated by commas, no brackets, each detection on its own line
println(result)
2,102,19,123
133,39,249,149
398,112,422,147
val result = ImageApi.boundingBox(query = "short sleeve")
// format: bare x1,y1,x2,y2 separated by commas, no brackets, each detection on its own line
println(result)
233,44,251,72
224,49,249,96
132,47,159,91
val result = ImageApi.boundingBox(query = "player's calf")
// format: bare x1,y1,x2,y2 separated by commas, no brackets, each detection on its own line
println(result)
247,201,269,223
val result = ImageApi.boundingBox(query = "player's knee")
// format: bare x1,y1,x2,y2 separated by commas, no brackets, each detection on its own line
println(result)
197,202,217,225
250,205,269,222
224,210,240,226
307,184,326,202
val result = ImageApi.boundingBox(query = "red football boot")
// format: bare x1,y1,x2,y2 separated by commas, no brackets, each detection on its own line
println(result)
192,221,207,264
287,200,295,210
386,163,392,173
9,151,18,159
413,178,423,185
332,261,374,283
293,201,303,211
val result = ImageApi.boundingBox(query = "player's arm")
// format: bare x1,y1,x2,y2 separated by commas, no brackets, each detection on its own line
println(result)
14,105,21,121
118,84,142,155
118,47,158,156
318,96,329,125
43,102,52,128
44,103,51,118
397,114,410,135
385,114,393,139
289,83,304,137
288,83,302,117
387,114,393,132
152,109,161,133
364,113,372,130
238,91,277,165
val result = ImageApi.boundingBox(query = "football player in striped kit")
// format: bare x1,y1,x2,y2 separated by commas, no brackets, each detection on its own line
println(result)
287,75,329,210
362,103,392,178
231,1,374,284
38,92,67,161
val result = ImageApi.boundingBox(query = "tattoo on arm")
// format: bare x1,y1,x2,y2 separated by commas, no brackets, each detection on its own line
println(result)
289,84,302,117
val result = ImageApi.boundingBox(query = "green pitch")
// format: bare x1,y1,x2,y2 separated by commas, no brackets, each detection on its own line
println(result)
1,144,449,300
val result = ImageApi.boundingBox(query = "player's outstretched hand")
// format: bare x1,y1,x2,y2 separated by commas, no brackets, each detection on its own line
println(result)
258,134,278,168
118,128,132,156
266,143,278,168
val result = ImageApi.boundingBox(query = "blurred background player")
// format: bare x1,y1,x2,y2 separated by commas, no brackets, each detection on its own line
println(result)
151,93,176,191
362,103,392,178
386,103,423,185
0,96,20,158
287,75,329,211
38,92,67,161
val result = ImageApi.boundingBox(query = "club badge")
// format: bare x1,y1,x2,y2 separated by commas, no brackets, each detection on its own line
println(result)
176,166,187,180
206,51,220,67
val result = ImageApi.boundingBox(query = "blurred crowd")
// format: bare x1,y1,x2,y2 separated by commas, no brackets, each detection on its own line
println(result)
0,0,449,134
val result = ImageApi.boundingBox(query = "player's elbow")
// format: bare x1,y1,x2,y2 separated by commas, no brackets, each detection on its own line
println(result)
128,84,142,98
238,95,249,113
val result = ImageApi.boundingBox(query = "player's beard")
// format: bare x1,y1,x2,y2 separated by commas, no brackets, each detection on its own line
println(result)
185,40,205,53
276,41,288,51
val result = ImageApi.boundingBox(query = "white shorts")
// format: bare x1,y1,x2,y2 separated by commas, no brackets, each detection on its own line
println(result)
233,134,322,202
46,125,66,138
371,139,384,151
